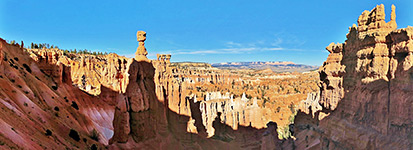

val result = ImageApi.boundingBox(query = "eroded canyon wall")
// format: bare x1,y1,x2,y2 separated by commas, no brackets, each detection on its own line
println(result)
3,4,410,149
0,39,118,149
296,4,412,149
0,30,294,149
152,59,318,140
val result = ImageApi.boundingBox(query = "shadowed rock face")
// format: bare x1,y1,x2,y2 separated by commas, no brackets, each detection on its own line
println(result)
1,35,299,149
0,38,118,149
296,5,412,149
0,38,293,149
1,4,410,149
153,58,318,139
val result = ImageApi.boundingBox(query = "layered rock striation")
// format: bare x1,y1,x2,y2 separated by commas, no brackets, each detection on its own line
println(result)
0,38,118,149
1,29,300,149
296,4,412,149
154,60,318,140
27,48,132,95
5,4,409,148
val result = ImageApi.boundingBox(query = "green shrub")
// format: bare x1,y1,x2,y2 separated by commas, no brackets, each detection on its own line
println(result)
89,129,99,141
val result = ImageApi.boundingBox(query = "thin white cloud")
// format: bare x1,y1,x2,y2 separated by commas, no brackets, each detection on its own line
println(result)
271,38,283,47
122,35,311,57
225,41,243,47
122,47,319,58
155,38,296,55
261,47,283,51
176,50,223,54
171,47,284,55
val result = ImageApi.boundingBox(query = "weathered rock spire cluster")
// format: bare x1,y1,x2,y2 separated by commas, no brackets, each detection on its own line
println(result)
296,4,412,149
356,4,397,35
156,54,171,63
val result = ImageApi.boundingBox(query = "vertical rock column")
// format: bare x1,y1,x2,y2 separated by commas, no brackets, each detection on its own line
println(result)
110,31,163,144
135,31,150,62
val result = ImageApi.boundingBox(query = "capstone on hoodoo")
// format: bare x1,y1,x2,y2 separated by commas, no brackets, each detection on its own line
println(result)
135,31,150,62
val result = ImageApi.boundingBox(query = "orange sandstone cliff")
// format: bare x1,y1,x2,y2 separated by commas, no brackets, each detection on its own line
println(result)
0,39,117,149
296,4,412,149
0,31,292,149
0,4,411,150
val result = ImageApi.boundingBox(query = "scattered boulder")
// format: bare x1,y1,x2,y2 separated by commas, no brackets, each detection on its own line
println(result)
69,129,80,142
71,101,79,110
45,129,52,136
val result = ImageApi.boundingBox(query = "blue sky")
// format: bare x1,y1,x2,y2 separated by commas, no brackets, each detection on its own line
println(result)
1,0,411,65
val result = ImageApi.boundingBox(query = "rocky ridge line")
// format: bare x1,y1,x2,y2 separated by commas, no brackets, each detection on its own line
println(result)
296,4,412,149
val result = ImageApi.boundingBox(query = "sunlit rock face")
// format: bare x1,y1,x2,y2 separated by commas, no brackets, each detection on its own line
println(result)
296,5,413,149
26,45,159,145
151,57,319,141
0,29,304,149
27,48,133,95
0,36,169,149
5,4,411,148
199,92,262,137
135,31,150,62
0,38,119,149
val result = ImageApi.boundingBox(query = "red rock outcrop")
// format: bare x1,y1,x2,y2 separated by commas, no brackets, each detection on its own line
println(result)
0,33,172,149
0,38,119,149
152,58,318,141
107,41,295,149
295,4,412,149
27,49,133,95
1,29,316,149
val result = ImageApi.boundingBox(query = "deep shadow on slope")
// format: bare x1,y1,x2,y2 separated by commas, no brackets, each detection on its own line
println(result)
109,60,295,149
293,66,413,150
0,39,295,149
0,38,120,149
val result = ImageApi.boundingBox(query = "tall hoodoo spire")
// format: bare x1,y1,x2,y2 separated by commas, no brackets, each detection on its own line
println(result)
135,30,150,62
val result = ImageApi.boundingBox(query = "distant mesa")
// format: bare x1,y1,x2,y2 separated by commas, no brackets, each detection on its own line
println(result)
212,61,318,72
0,4,410,150
217,61,295,66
